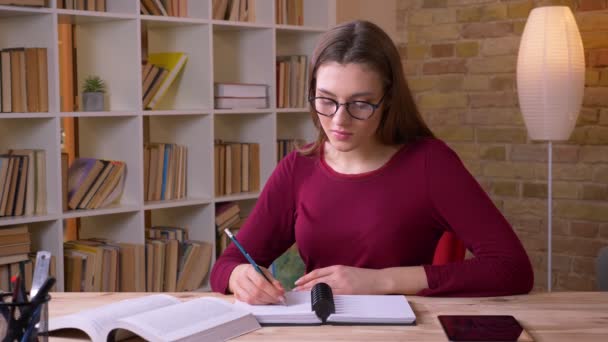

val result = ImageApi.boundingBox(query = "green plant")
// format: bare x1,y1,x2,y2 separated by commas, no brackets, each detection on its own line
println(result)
82,75,106,93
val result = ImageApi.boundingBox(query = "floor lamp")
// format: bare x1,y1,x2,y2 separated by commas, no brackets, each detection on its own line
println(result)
516,6,585,292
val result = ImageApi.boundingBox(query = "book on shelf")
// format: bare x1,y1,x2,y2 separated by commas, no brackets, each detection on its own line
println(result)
0,149,46,217
234,283,417,326
214,82,269,109
64,239,146,292
214,141,260,196
57,0,106,11
140,0,188,17
276,55,308,108
0,47,48,113
214,96,267,109
275,0,303,26
277,138,304,162
143,52,188,110
0,249,57,292
213,0,255,22
48,294,260,342
66,157,126,210
144,143,187,202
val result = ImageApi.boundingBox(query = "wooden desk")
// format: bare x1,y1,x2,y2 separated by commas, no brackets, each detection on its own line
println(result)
47,292,608,341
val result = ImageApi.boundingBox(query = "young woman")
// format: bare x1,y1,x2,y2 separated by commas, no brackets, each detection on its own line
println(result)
210,20,534,304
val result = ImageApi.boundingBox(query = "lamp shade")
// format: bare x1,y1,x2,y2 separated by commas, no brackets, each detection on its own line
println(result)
516,6,585,141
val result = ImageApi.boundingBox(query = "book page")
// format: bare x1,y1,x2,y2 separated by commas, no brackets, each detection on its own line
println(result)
111,297,259,342
48,294,180,341
328,295,416,324
234,291,320,324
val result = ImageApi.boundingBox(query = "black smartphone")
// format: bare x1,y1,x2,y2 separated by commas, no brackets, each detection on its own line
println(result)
438,315,533,342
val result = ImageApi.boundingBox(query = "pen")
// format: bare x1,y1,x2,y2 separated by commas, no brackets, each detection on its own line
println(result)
224,228,286,305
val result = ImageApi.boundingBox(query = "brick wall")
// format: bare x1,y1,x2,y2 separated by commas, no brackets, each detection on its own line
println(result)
396,0,608,291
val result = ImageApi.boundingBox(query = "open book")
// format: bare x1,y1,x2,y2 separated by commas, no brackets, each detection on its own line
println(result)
48,294,260,342
234,283,416,326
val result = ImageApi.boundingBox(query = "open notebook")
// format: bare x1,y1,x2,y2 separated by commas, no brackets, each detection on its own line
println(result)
234,283,416,326
48,294,260,342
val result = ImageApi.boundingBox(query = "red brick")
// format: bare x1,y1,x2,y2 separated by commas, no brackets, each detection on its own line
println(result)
584,87,608,107
578,0,607,11
423,0,447,8
570,221,600,238
431,44,455,58
553,145,579,163
423,60,467,74
469,92,518,108
462,22,512,38
588,49,608,67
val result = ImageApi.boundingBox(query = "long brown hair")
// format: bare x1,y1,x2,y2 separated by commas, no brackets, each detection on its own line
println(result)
300,20,434,155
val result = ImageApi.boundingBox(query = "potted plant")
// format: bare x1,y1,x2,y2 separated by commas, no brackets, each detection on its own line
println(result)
82,75,106,111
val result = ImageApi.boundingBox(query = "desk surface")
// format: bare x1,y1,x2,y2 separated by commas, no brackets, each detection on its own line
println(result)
47,291,608,341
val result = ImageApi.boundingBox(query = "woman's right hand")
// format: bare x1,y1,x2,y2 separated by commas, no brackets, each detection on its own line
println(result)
228,264,286,304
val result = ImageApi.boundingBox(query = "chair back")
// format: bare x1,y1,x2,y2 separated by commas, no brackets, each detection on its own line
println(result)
433,231,466,265
598,246,608,291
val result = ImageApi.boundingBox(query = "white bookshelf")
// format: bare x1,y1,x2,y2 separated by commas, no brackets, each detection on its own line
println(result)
0,0,335,291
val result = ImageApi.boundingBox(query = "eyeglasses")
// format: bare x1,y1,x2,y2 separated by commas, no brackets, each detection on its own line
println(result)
308,93,386,120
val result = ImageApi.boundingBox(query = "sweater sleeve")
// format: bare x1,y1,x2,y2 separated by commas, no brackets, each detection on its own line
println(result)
209,152,297,294
418,140,534,297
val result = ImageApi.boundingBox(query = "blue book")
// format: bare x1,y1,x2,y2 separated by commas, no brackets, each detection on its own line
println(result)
160,144,171,200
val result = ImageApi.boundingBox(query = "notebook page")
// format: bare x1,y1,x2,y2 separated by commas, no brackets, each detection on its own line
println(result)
234,291,320,324
328,295,416,324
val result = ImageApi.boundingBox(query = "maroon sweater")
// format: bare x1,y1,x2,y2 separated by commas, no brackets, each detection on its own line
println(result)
210,138,534,296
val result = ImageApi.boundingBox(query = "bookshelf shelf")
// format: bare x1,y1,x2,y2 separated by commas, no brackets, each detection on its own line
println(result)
141,15,207,27
62,204,142,220
59,111,140,117
0,5,52,15
211,20,274,30
143,109,210,116
275,24,327,32
56,11,138,23
0,0,335,292
214,192,261,202
143,197,213,210
0,214,60,227
214,108,273,115
0,113,56,119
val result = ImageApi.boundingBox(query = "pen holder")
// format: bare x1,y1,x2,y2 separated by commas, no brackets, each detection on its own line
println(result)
0,292,50,342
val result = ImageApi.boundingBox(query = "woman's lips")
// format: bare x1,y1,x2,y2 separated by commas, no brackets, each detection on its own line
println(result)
331,130,353,141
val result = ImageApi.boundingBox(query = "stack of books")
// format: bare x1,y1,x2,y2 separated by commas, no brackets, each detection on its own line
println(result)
142,52,188,110
214,83,268,109
0,225,31,291
277,139,305,162
140,0,188,17
214,141,260,196
276,55,308,108
215,202,247,257
144,143,187,202
57,0,106,11
0,149,47,217
146,226,213,292
64,238,145,292
66,157,126,210
212,0,255,22
0,47,48,113
275,0,303,25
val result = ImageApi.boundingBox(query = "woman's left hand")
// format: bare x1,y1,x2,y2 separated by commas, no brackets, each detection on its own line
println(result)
293,265,387,294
